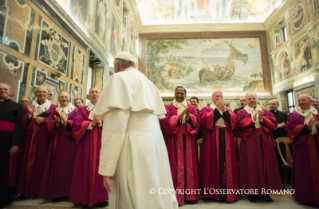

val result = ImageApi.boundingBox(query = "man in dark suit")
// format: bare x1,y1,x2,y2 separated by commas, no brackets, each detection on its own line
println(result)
0,83,23,208
269,99,291,183
234,96,246,114
190,96,203,140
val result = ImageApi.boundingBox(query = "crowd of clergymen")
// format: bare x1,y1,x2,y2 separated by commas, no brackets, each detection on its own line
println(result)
0,82,319,208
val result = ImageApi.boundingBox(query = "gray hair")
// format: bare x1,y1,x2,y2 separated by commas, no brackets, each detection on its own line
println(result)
89,87,101,94
58,91,69,97
299,94,312,100
212,91,223,97
245,92,257,99
114,58,135,68
0,83,11,90
35,86,48,93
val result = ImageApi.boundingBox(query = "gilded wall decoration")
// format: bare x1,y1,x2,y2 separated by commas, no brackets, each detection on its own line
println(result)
0,0,34,56
37,19,70,75
0,51,28,102
94,66,103,90
30,67,67,104
71,46,85,84
70,83,82,105
146,38,264,92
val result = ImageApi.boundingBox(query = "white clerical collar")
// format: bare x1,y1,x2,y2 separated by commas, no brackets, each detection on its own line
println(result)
32,99,51,111
86,102,95,112
296,106,318,117
0,99,4,102
172,99,187,109
244,104,262,114
56,103,75,115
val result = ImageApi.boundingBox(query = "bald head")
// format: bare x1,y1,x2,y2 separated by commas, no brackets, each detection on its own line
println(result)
246,92,258,108
58,91,69,107
298,94,312,110
0,83,10,99
35,86,48,103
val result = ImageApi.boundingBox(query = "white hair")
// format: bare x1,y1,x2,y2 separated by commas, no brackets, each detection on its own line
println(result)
212,91,223,97
35,86,48,93
245,92,257,99
89,87,101,94
0,82,11,90
299,94,312,101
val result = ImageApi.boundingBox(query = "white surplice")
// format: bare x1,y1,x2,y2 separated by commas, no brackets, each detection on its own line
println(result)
93,67,178,209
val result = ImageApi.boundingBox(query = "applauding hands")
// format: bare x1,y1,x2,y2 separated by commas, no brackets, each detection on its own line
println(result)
179,107,190,121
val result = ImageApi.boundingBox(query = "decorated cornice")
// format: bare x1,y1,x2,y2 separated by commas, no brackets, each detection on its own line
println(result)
127,0,143,31
140,23,266,34
264,0,293,30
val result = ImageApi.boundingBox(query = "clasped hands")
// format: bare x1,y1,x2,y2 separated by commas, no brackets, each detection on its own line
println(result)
54,114,67,125
179,107,190,120
91,116,101,126
252,110,264,122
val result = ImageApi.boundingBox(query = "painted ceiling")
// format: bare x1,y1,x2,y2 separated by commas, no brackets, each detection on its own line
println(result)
135,0,282,25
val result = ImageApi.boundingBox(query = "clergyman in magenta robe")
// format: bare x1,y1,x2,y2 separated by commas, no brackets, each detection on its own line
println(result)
236,92,281,202
16,87,56,197
39,92,78,199
286,94,319,206
69,87,108,208
199,91,239,202
160,86,200,205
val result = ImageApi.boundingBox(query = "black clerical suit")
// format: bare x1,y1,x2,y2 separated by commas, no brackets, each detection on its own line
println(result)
0,99,23,208
270,109,291,183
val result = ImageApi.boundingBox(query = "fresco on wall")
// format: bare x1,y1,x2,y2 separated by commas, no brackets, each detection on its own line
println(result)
69,0,88,28
0,0,34,56
274,50,298,84
94,66,104,90
71,46,85,84
30,67,67,104
70,84,82,105
94,0,107,42
37,19,70,75
294,37,312,72
136,0,279,25
113,0,123,20
110,16,121,57
0,51,28,102
289,2,307,35
147,38,264,92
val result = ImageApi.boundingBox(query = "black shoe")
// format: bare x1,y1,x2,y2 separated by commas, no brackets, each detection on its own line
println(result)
262,195,273,202
187,200,197,204
248,195,257,202
82,205,92,209
95,201,108,208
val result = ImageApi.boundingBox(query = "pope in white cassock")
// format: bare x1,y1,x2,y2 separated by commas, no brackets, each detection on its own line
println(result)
93,51,178,209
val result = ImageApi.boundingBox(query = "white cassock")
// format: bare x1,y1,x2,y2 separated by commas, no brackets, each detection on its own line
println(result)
93,67,178,209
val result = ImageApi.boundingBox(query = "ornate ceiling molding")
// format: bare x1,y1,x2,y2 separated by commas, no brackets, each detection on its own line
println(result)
140,23,266,34
127,0,143,31
264,0,293,30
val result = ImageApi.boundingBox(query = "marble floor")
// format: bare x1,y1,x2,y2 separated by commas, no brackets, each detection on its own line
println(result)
4,196,318,209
